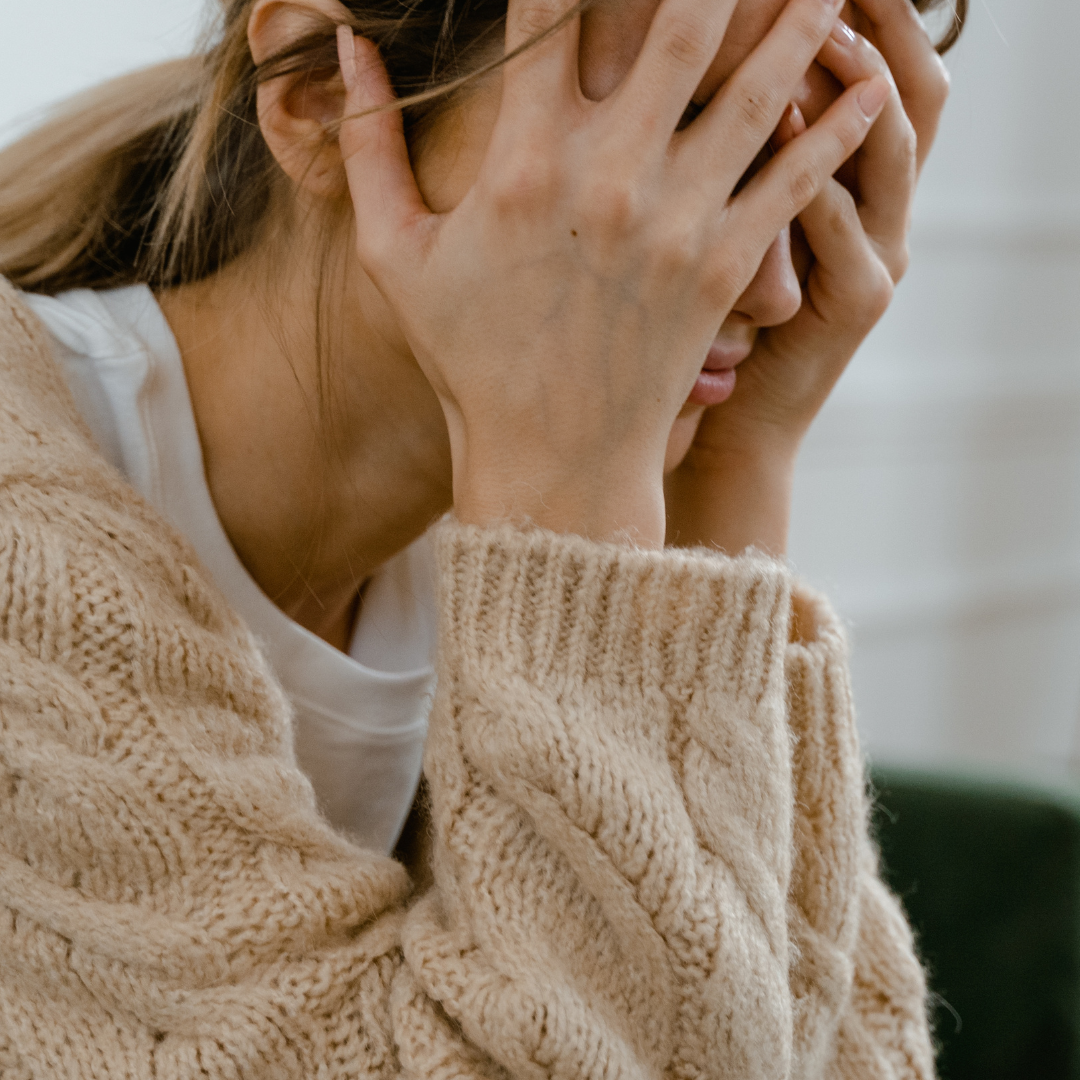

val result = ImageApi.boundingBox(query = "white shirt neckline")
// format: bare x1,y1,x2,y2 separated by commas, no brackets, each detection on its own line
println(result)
24,284,437,850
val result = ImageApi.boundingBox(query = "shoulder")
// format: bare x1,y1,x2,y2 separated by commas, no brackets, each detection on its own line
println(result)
0,277,280,745
0,276,101,457
0,276,170,585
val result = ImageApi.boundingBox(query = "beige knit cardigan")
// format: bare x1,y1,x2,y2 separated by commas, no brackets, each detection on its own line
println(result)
0,276,933,1080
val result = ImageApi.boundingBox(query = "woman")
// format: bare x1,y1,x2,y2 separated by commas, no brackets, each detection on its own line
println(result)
0,0,962,1075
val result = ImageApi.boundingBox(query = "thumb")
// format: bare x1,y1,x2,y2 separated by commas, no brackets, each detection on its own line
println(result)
337,26,430,273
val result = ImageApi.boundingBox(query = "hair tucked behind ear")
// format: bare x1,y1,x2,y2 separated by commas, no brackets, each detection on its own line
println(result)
0,0,520,294
0,0,967,297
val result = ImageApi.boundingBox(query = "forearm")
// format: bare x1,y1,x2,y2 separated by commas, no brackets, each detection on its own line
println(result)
406,520,803,1079
453,437,668,549
665,437,799,558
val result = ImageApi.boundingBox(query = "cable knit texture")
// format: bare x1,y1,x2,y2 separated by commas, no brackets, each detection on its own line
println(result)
0,277,935,1079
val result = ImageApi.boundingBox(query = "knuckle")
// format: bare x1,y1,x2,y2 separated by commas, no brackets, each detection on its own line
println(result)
786,160,823,213
580,177,644,236
898,133,918,181
511,0,564,42
861,263,895,317
860,37,889,73
899,116,918,161
655,218,701,273
824,189,859,236
884,244,910,286
730,80,783,139
490,150,562,213
881,116,918,189
930,57,952,105
657,11,713,71
872,275,895,316
794,3,836,53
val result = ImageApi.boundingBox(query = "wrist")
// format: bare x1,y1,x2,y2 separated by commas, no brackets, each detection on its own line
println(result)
454,452,667,549
687,432,802,476
690,409,807,469
665,437,799,558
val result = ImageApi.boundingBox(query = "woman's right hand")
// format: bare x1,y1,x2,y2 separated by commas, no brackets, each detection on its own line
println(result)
336,0,888,547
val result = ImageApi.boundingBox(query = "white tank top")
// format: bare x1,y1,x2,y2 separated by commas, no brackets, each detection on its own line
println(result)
24,285,437,854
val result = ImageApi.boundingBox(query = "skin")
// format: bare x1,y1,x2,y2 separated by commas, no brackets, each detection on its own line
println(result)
159,0,948,652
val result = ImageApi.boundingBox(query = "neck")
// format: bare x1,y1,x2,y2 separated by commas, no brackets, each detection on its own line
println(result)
157,238,452,652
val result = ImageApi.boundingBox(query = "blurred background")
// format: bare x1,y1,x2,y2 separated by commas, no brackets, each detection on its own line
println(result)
790,0,1080,773
5,0,1077,776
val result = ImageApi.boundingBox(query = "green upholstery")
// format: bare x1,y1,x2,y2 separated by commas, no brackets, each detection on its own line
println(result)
871,766,1080,1080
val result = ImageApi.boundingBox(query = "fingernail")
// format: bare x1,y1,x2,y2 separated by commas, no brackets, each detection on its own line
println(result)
771,103,806,151
857,77,889,118
830,18,857,46
778,102,797,141
336,25,357,92
788,102,807,135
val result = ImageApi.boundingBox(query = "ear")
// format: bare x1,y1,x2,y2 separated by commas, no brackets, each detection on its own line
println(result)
249,0,353,197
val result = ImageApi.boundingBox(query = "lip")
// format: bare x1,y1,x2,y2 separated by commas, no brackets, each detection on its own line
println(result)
687,339,753,407
703,340,753,372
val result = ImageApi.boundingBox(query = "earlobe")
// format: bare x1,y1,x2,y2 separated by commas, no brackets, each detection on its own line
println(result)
249,0,353,197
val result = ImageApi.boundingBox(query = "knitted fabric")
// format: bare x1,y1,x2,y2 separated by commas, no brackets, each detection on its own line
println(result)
0,277,934,1079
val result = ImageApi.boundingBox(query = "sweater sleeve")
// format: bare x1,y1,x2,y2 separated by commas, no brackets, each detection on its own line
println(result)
393,523,804,1080
784,587,936,1080
0,288,932,1080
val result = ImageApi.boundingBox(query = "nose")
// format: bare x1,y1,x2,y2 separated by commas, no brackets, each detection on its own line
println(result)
732,228,802,328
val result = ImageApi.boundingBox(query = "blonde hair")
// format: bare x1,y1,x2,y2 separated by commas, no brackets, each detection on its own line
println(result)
0,0,967,296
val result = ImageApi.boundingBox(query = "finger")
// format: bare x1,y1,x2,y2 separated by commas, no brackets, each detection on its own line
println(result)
729,73,890,248
613,0,742,139
847,0,950,171
771,100,808,153
797,177,894,332
816,26,915,264
770,102,817,288
337,29,431,276
501,0,581,122
676,0,847,193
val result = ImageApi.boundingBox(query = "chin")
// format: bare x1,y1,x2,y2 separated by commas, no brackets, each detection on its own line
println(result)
664,406,707,474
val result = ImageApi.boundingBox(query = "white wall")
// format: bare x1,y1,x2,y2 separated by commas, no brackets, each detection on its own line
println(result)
3,1,1078,771
789,0,1080,770
0,1,205,143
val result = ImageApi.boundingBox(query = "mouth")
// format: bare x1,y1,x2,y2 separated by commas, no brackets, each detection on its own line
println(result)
688,339,753,407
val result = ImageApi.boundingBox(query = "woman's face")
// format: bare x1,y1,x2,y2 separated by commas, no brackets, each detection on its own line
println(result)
411,0,849,470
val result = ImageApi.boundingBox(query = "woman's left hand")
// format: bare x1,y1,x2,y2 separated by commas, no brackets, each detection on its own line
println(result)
665,0,950,555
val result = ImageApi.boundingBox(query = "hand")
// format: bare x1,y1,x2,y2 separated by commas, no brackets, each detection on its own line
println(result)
336,0,890,547
666,0,949,555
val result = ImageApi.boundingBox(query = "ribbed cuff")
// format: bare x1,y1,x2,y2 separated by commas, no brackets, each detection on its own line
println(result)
434,520,794,707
